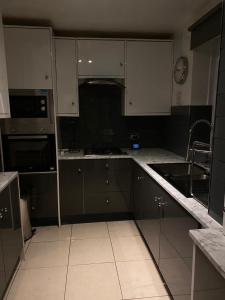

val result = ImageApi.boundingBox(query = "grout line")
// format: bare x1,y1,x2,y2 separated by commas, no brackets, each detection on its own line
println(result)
106,222,124,300
63,224,72,300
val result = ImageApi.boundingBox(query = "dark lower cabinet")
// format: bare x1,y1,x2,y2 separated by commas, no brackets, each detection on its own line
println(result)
59,160,84,223
20,173,58,226
159,190,199,299
59,158,132,223
84,159,132,215
0,177,23,299
133,163,200,300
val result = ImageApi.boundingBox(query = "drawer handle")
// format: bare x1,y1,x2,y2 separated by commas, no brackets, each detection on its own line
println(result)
78,168,82,173
105,163,109,169
106,199,110,205
137,176,144,181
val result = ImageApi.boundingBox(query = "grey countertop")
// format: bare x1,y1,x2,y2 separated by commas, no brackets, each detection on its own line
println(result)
59,147,224,278
190,229,225,279
0,172,18,193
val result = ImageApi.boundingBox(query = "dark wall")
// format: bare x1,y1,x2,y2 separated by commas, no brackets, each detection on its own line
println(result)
58,84,169,150
209,11,225,224
164,105,212,157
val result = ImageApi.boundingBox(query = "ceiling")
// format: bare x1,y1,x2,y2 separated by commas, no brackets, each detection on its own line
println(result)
1,0,220,35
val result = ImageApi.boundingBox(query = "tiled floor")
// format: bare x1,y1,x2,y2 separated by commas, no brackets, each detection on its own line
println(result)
5,220,171,300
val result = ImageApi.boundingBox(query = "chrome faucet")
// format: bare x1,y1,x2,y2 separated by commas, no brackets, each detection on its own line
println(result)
186,119,212,161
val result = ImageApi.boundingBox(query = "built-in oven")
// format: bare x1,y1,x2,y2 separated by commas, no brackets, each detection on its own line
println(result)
2,134,56,173
3,90,55,134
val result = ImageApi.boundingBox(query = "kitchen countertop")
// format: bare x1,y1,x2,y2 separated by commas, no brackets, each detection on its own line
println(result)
0,172,18,193
190,229,225,279
59,147,224,277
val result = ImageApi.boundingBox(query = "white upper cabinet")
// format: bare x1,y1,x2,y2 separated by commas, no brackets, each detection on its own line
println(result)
4,27,53,89
0,12,10,118
125,41,173,116
55,38,79,116
77,39,125,77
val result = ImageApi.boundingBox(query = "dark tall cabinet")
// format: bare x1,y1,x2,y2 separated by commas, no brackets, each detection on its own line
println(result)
133,163,200,299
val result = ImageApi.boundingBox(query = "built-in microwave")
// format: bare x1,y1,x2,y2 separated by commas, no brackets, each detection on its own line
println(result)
3,90,55,134
2,134,56,173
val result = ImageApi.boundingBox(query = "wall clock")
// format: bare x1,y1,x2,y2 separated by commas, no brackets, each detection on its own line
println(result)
174,56,188,84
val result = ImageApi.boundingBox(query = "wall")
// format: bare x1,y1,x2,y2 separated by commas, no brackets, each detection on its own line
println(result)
166,0,221,157
58,84,169,150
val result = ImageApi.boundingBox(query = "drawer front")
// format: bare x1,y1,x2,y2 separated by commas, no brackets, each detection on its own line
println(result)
85,171,130,193
84,158,131,173
85,192,130,214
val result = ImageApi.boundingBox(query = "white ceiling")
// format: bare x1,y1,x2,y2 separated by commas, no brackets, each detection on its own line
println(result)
0,0,220,34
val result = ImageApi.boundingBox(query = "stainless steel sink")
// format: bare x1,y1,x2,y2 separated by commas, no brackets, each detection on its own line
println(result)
148,162,209,206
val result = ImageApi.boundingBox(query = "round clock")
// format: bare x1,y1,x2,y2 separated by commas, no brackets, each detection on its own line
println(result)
174,56,188,84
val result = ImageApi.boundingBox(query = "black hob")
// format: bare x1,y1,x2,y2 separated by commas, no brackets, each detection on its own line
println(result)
84,148,127,155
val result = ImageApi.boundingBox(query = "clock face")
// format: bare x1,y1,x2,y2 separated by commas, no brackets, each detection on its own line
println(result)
174,56,188,84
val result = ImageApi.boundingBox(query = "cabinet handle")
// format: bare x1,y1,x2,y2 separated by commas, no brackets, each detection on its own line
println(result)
72,102,75,106
129,101,133,105
45,74,49,80
105,163,109,169
137,176,144,181
154,196,162,202
105,179,110,185
120,62,123,67
0,213,3,219
106,199,110,205
78,168,82,173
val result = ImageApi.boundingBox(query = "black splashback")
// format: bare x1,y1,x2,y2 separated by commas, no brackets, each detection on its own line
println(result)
58,84,169,150
164,105,212,157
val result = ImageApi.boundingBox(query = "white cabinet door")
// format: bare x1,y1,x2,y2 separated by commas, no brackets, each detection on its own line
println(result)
4,27,52,89
0,12,10,118
77,40,125,77
55,38,79,116
125,41,172,116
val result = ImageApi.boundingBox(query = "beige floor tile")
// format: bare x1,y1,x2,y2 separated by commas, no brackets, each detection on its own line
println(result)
65,263,122,300
21,240,70,269
111,236,150,261
69,238,114,265
71,222,109,239
32,225,71,242
129,297,171,300
7,267,67,300
108,220,140,238
117,260,168,299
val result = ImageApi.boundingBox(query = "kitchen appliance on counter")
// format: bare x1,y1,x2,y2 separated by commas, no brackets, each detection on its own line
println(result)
3,89,55,134
84,147,127,156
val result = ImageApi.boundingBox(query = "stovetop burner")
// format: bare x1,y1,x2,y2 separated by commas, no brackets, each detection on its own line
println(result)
84,148,127,156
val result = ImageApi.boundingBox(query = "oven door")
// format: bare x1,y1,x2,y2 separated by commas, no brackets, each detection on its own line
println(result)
3,135,56,173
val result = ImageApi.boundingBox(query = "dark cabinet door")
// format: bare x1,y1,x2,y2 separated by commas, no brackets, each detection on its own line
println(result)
133,164,161,264
0,239,5,299
0,180,23,288
6,179,23,283
159,190,199,298
20,173,58,226
59,160,84,222
141,177,161,265
133,164,145,230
